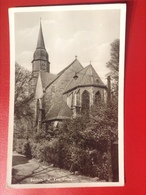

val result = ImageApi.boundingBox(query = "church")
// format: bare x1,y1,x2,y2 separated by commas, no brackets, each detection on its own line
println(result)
31,22,108,130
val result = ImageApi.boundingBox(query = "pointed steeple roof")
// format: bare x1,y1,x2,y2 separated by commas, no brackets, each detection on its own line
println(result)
37,20,45,49
32,20,49,62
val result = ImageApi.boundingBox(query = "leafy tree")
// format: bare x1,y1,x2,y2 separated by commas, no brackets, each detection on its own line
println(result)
14,63,34,119
54,117,109,179
106,39,119,96
105,39,119,181
14,63,34,139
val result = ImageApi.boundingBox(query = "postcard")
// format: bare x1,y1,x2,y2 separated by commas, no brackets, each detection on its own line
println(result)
7,3,126,188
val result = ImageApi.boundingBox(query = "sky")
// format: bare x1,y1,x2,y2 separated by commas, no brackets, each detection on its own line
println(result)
14,5,121,83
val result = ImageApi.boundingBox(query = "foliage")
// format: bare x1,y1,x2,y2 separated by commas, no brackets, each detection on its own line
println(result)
106,39,119,95
14,139,25,154
22,140,32,158
14,139,31,158
105,39,119,181
14,62,34,119
13,63,34,140
14,101,117,181
56,117,109,179
15,98,118,180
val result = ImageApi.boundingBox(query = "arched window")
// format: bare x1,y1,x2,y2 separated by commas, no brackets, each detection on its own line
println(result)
75,89,80,106
81,90,90,114
95,91,101,106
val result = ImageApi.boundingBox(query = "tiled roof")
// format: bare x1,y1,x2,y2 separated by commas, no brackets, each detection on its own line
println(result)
40,71,57,88
63,64,106,94
44,97,73,122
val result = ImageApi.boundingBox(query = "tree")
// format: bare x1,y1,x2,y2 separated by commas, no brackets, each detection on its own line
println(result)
105,39,119,137
105,39,119,181
14,63,34,139
106,39,119,96
91,99,118,180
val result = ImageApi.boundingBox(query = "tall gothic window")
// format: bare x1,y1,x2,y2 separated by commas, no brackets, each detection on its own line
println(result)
75,89,80,106
95,91,101,106
81,90,90,114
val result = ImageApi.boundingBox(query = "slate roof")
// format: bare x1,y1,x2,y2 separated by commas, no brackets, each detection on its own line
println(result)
44,98,73,122
39,71,57,88
63,64,107,94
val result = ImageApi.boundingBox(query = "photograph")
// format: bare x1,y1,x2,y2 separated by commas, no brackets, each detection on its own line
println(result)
7,4,126,188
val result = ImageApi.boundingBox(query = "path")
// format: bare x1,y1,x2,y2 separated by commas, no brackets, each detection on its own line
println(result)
12,152,100,184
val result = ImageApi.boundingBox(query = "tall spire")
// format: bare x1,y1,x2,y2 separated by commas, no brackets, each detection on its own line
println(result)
37,20,45,49
32,19,50,77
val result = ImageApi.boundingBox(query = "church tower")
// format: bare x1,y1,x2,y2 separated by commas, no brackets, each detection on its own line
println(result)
32,21,50,78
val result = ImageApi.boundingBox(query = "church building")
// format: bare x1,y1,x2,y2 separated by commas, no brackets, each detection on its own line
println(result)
32,22,108,130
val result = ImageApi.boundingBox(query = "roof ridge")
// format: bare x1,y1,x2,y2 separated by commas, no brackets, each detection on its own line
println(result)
90,64,104,85
57,59,83,76
88,65,94,84
78,64,91,84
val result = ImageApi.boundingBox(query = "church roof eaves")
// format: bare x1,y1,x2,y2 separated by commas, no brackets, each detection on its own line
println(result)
43,116,71,122
63,84,107,94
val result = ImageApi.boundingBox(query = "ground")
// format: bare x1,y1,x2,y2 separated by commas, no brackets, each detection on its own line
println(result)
12,152,102,184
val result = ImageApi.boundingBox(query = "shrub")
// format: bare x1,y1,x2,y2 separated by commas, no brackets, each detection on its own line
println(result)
30,138,60,165
20,114,111,181
13,138,32,158
14,139,25,154
22,140,32,158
